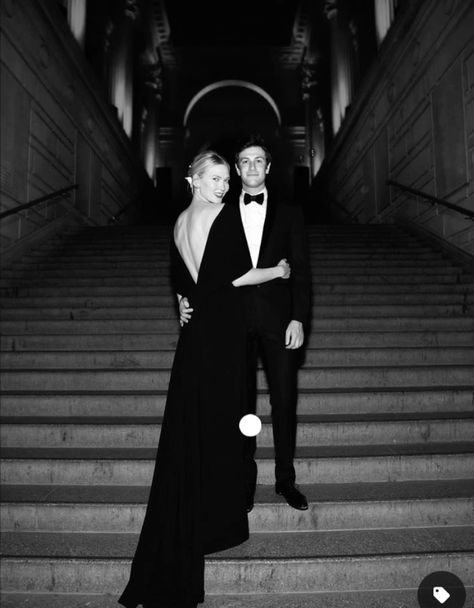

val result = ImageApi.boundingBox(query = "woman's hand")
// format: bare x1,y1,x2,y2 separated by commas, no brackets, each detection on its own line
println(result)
179,296,193,326
277,258,291,279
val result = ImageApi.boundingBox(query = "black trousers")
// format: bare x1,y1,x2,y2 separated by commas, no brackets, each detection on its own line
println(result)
244,319,298,490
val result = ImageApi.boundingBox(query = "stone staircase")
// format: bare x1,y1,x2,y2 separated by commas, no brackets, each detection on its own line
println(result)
0,223,473,608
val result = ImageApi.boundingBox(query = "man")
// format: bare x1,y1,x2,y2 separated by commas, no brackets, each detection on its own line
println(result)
180,136,311,512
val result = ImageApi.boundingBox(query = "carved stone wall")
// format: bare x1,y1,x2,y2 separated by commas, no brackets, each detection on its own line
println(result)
0,0,148,261
321,0,473,256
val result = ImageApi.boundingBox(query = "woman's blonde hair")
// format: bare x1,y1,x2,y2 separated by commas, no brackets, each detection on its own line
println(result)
186,151,229,192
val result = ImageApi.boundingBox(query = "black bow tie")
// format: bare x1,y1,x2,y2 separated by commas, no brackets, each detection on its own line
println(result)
243,192,264,205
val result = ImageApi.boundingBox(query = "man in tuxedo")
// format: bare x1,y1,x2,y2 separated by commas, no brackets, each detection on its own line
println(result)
179,136,310,511
232,136,310,512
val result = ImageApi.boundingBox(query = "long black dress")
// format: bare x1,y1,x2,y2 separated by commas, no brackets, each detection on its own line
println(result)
118,202,252,608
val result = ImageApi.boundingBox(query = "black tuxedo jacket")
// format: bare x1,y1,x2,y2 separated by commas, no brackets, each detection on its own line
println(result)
230,190,311,333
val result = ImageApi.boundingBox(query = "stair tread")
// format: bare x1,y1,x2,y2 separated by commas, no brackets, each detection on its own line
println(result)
3,360,474,370
2,442,474,460
1,223,474,601
2,411,474,424
2,527,473,559
2,345,473,353
0,589,452,608
2,384,473,396
2,480,473,505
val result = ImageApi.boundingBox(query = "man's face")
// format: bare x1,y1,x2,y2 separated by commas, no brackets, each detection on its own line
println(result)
235,146,271,192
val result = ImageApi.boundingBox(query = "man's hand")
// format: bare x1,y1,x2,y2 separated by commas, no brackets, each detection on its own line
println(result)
285,320,304,349
178,296,193,327
277,258,291,279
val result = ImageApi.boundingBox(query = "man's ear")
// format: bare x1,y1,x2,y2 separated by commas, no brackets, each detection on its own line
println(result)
235,164,241,177
265,162,271,175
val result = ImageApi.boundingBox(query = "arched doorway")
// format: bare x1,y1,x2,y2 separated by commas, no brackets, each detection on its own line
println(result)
181,81,291,201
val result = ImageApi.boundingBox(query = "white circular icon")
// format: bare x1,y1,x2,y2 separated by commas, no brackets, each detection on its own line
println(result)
239,414,262,437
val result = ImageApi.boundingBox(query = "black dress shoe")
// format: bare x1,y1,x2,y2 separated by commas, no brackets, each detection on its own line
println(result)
275,483,308,510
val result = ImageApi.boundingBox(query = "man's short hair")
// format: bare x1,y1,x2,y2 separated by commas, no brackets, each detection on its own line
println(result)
234,135,272,164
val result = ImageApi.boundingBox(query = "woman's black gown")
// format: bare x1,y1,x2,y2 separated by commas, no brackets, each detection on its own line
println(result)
118,202,252,608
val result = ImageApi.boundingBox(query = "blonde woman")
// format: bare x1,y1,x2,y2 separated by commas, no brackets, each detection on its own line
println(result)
119,151,290,608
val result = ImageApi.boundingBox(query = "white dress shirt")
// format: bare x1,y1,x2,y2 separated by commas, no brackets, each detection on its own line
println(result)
239,189,267,267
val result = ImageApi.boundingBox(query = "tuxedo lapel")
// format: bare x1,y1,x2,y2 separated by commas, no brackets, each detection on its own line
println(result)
256,197,276,267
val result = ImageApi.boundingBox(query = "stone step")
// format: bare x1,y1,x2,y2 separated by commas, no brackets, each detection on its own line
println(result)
0,272,463,288
9,260,456,274
21,246,438,260
2,303,472,320
1,316,473,334
1,388,471,417
2,365,472,391
3,282,472,297
2,444,473,484
66,232,417,240
5,527,472,561
65,234,419,241
15,252,448,265
2,480,473,533
2,415,473,448
2,330,472,351
1,531,473,595
4,589,470,608
2,346,472,368
1,265,460,279
2,292,470,309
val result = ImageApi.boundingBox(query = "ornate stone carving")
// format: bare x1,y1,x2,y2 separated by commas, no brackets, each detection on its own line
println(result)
301,62,318,101
144,62,163,100
323,0,338,20
349,19,358,54
125,0,139,21
104,20,115,54
141,107,149,133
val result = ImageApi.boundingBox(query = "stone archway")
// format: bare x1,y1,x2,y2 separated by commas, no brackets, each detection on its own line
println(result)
180,81,289,200
183,80,282,127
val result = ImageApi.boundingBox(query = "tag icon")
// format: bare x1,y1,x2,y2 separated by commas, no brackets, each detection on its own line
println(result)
433,587,450,604
418,571,466,608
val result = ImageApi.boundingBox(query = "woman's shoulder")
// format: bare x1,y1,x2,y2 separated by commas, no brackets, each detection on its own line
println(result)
173,208,191,240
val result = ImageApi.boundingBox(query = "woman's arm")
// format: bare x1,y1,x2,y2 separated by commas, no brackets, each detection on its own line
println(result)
232,259,290,287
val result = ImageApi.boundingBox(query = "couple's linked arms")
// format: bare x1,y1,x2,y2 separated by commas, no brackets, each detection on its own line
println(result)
233,259,303,349
232,258,291,287
232,258,303,349
178,258,290,326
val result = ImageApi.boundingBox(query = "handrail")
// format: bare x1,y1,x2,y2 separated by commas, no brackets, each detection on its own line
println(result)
387,180,474,221
0,185,78,220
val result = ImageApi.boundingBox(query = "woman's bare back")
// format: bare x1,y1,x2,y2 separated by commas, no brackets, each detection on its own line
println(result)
174,203,224,284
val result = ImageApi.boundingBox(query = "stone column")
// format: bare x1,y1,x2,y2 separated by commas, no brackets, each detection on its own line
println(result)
301,62,318,177
324,0,354,135
374,0,396,46
109,0,139,138
67,0,87,48
142,62,163,181
312,108,325,176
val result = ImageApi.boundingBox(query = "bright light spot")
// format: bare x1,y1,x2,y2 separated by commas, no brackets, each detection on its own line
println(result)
239,414,262,437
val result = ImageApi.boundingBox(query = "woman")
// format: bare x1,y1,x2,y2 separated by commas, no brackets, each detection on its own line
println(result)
118,151,290,608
